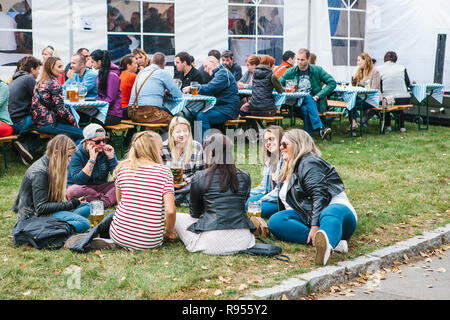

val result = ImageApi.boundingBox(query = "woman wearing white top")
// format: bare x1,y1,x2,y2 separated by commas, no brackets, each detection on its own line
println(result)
268,129,357,265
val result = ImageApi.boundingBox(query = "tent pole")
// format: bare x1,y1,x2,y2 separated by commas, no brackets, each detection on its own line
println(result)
69,0,73,56
307,0,312,49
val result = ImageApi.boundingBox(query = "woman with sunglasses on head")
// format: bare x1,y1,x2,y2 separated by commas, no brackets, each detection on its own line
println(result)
13,135,91,233
41,45,65,85
66,124,118,209
268,129,357,265
245,125,283,219
174,133,255,255
32,56,83,141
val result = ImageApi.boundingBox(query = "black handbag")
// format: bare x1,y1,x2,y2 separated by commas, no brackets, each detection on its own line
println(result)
239,238,290,262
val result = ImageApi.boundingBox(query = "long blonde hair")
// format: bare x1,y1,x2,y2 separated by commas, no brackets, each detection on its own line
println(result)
46,135,76,202
352,52,374,85
168,117,194,166
278,129,321,183
113,131,163,178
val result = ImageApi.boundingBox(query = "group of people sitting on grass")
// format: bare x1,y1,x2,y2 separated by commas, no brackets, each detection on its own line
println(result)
13,117,357,265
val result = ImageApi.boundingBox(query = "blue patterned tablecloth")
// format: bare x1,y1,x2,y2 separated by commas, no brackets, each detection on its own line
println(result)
239,89,308,109
333,87,380,110
411,83,445,104
65,100,109,125
163,94,217,115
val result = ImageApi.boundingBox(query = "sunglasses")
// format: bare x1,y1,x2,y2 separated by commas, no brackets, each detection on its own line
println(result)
280,141,290,149
91,138,107,145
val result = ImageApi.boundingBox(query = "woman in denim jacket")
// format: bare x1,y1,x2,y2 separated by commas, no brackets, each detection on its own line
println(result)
245,125,283,219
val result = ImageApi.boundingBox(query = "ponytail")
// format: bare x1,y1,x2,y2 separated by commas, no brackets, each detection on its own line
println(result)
91,49,111,94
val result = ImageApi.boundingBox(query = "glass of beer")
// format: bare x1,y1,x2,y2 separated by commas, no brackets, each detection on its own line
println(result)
190,82,199,96
89,200,104,227
247,201,261,218
69,84,79,102
170,161,184,186
79,83,87,101
285,80,294,93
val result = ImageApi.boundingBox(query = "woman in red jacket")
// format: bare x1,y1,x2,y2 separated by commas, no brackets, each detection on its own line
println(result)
119,54,138,120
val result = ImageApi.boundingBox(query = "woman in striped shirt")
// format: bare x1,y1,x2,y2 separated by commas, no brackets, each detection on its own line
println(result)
109,131,176,251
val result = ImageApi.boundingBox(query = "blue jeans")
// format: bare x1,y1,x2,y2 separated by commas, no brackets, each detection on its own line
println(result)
245,194,279,219
300,95,324,136
268,204,357,248
13,116,41,152
53,203,91,233
38,122,84,141
349,97,374,122
196,108,230,141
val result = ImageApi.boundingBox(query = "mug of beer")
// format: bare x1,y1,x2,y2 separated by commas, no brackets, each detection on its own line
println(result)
247,201,261,218
69,84,79,102
190,82,199,96
89,200,104,227
169,161,184,185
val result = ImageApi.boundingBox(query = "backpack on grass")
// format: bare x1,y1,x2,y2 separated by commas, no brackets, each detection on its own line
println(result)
12,216,74,250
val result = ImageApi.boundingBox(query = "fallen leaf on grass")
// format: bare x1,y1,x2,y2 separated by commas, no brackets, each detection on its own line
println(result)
214,289,222,296
218,276,232,284
201,266,208,270
22,291,31,296
238,284,248,291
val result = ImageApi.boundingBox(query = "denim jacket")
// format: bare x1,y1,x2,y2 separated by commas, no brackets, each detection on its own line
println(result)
250,156,283,203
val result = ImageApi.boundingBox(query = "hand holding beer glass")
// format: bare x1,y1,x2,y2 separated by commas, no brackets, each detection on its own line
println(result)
89,200,104,227
247,201,261,217
190,82,199,96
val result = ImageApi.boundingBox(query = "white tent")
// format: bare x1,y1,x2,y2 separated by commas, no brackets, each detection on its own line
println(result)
0,0,448,91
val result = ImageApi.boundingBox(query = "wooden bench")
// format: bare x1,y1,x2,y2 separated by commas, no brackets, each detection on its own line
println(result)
395,104,413,110
241,115,284,127
327,100,347,108
224,119,246,128
105,123,135,158
121,120,168,131
317,112,345,140
30,130,56,139
0,135,18,169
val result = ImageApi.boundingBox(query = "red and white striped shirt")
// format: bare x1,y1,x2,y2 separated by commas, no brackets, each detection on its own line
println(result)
110,164,174,251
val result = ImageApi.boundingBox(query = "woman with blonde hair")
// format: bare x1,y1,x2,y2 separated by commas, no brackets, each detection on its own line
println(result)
41,45,65,85
13,135,91,233
161,116,204,205
268,129,357,265
245,125,283,219
349,52,382,130
104,131,176,251
132,48,150,73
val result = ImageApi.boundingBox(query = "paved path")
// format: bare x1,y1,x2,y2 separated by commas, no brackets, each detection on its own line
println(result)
318,248,450,300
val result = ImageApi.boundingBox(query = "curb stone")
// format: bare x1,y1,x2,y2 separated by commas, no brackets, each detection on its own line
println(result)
241,223,450,300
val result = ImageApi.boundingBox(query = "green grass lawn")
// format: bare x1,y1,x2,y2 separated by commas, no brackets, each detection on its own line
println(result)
0,118,449,300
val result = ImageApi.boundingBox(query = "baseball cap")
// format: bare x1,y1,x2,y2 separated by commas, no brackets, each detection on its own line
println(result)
81,123,106,143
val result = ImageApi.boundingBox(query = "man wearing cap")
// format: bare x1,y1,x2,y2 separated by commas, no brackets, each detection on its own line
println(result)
66,124,118,208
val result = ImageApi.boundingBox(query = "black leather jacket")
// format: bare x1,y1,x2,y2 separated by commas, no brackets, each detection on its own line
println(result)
12,155,80,220
279,154,345,227
188,168,256,234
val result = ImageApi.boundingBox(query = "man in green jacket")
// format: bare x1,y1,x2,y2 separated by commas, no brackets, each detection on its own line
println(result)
280,48,336,139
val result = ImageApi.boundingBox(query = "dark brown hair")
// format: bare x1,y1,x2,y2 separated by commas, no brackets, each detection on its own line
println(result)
203,134,240,193
119,54,135,72
38,56,61,87
384,51,398,63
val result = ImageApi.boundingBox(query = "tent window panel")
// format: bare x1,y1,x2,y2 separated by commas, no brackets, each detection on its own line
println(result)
107,34,135,64
229,6,253,35
331,39,348,66
350,40,364,66
351,0,366,9
143,35,174,56
257,6,283,36
260,0,284,5
328,9,348,37
142,2,174,34
350,11,365,38
258,37,283,65
229,38,256,66
328,0,344,9
108,0,141,32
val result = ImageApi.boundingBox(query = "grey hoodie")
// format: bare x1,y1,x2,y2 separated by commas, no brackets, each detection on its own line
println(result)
8,71,37,123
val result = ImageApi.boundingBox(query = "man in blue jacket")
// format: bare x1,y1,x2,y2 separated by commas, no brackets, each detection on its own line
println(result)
183,56,240,141
63,53,98,99
66,124,118,208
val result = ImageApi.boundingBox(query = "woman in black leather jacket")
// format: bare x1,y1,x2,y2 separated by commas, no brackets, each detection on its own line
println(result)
13,135,91,233
268,129,357,265
174,133,256,255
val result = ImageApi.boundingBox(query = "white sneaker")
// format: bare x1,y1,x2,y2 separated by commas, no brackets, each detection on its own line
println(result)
400,128,406,132
314,230,332,266
334,240,348,254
